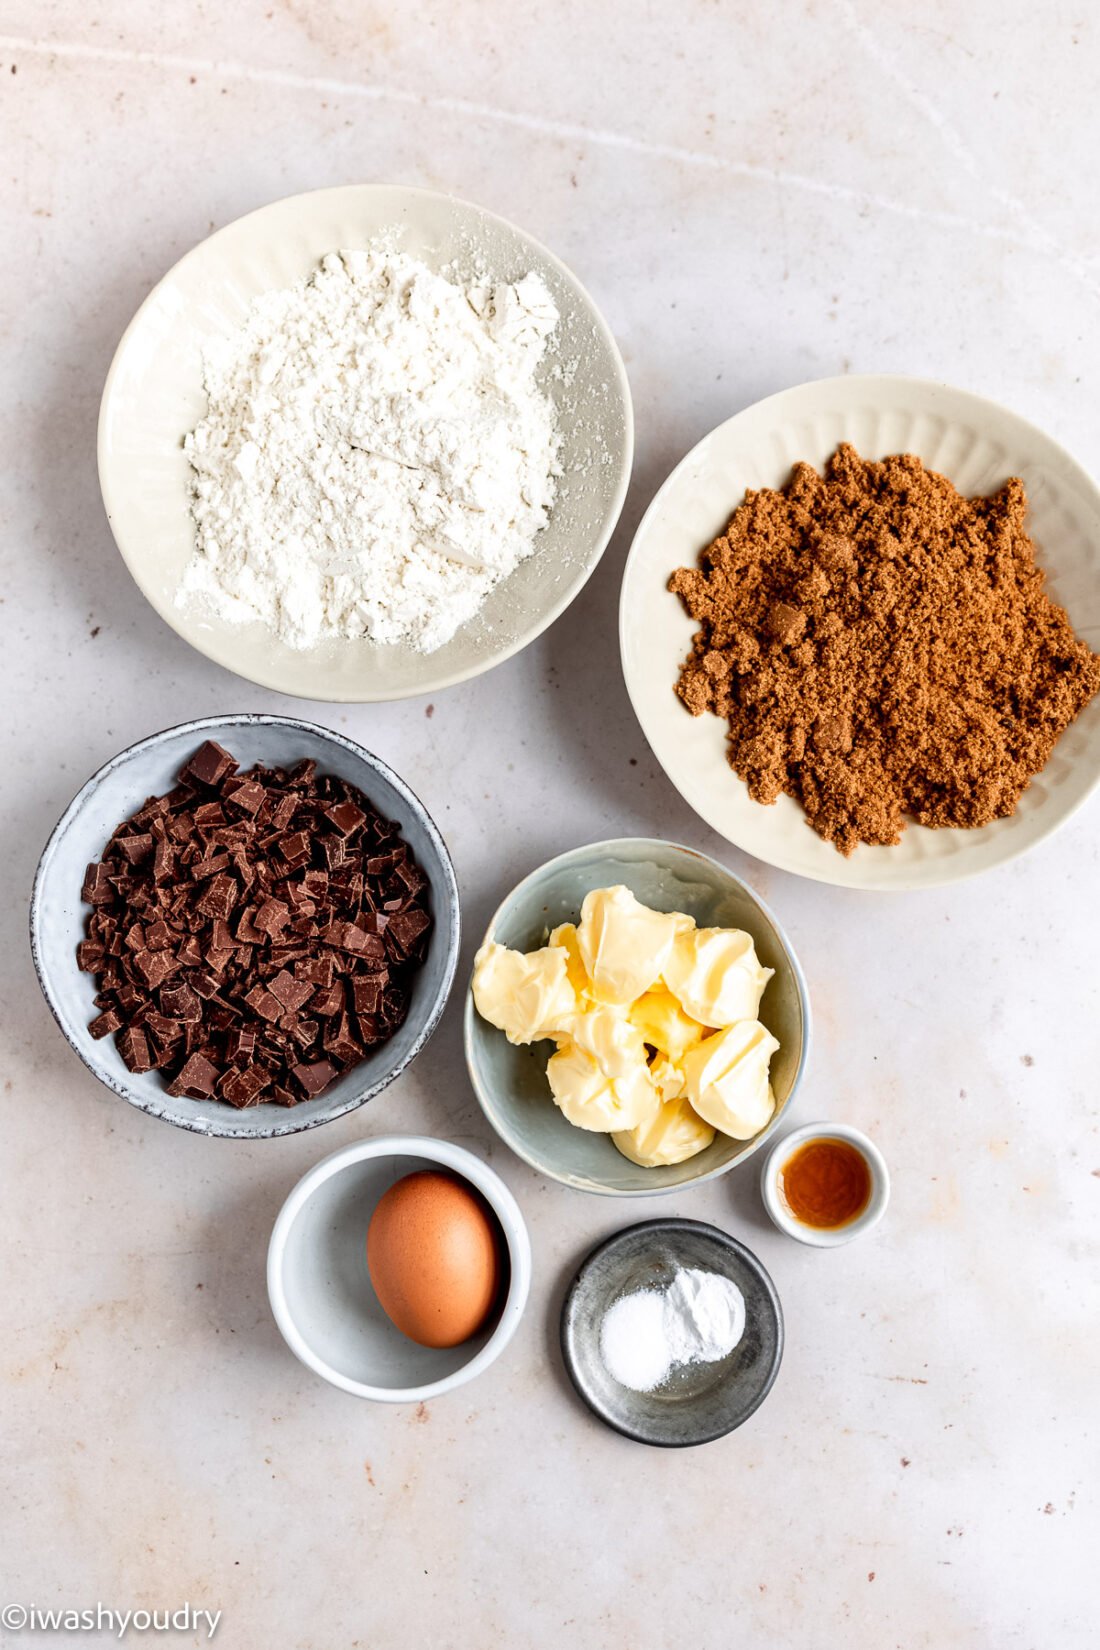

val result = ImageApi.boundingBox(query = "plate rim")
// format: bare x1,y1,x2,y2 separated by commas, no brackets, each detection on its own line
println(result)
618,371,1100,891
97,183,635,704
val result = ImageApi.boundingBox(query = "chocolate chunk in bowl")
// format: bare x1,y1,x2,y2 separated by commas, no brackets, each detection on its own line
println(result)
29,717,460,1138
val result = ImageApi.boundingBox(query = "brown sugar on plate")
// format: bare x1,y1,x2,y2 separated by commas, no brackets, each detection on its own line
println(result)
668,444,1100,854
77,741,432,1106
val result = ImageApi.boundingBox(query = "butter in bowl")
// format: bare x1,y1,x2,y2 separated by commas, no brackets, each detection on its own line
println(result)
463,838,811,1196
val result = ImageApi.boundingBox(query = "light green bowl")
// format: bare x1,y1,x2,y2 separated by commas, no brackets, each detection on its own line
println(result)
463,838,811,1196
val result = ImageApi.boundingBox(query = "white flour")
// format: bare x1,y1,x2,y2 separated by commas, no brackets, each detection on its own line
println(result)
179,248,561,653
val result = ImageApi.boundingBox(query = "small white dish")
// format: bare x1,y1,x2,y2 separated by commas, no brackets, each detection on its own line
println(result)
99,184,633,702
267,1135,531,1402
759,1122,889,1248
620,374,1100,890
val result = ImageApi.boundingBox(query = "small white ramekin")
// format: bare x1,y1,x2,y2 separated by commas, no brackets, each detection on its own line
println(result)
759,1122,889,1248
267,1134,531,1402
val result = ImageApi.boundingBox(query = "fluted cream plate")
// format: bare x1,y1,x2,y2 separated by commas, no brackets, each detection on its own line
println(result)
619,375,1100,891
99,185,633,702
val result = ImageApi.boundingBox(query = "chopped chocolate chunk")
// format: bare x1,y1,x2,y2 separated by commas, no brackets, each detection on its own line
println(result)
270,793,298,831
192,801,226,828
289,1017,319,1049
222,778,266,816
235,907,266,945
82,862,115,904
143,1012,184,1050
355,1013,380,1045
177,934,204,968
153,840,176,883
191,849,231,880
89,1008,122,1039
322,835,346,871
119,832,154,864
195,874,238,922
181,740,238,788
77,940,105,972
166,1052,221,1099
325,800,367,836
291,1058,339,1098
219,1064,271,1108
160,981,202,1024
225,1027,257,1067
144,917,173,950
164,782,198,812
268,969,313,1013
254,897,290,938
308,983,344,1017
325,1010,362,1066
278,831,311,866
352,977,382,1016
117,1025,154,1073
244,984,282,1023
386,908,431,955
133,949,180,990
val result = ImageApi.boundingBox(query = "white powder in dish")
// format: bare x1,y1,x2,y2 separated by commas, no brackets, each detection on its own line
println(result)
179,247,561,654
599,1289,673,1394
599,1267,747,1393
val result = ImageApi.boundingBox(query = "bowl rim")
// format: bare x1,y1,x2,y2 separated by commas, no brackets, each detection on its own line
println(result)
759,1120,891,1247
462,835,812,1196
618,370,1100,890
97,182,636,704
28,712,460,1139
559,1216,785,1447
266,1133,533,1401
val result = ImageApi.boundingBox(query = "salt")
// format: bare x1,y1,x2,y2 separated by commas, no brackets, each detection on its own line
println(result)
599,1268,747,1394
599,1289,673,1392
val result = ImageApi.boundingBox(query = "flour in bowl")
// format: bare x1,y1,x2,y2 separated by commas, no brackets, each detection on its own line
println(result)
179,248,561,653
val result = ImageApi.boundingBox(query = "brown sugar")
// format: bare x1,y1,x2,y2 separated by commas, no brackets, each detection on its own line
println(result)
668,444,1100,854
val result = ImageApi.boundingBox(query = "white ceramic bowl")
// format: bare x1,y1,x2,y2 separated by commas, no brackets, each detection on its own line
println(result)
29,715,459,1139
99,184,633,702
267,1135,531,1401
759,1122,890,1248
464,838,811,1196
620,374,1100,890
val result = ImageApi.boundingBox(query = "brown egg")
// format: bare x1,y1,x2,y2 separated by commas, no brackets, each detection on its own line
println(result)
366,1170,502,1348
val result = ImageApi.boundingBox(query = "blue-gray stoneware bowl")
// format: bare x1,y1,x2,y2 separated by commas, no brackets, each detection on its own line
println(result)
560,1217,784,1447
463,837,810,1195
30,715,460,1139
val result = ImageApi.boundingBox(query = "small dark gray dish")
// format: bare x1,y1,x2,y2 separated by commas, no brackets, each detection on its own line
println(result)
560,1219,784,1447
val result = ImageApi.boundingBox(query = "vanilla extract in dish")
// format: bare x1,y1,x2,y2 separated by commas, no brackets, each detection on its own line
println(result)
778,1136,872,1229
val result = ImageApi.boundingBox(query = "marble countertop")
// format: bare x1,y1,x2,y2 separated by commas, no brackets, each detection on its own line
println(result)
2,4,1097,1646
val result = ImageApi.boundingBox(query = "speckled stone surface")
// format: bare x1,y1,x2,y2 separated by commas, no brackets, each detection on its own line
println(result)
2,4,1097,1646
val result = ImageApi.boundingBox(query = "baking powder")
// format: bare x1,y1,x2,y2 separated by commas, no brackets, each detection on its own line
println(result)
599,1267,747,1393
